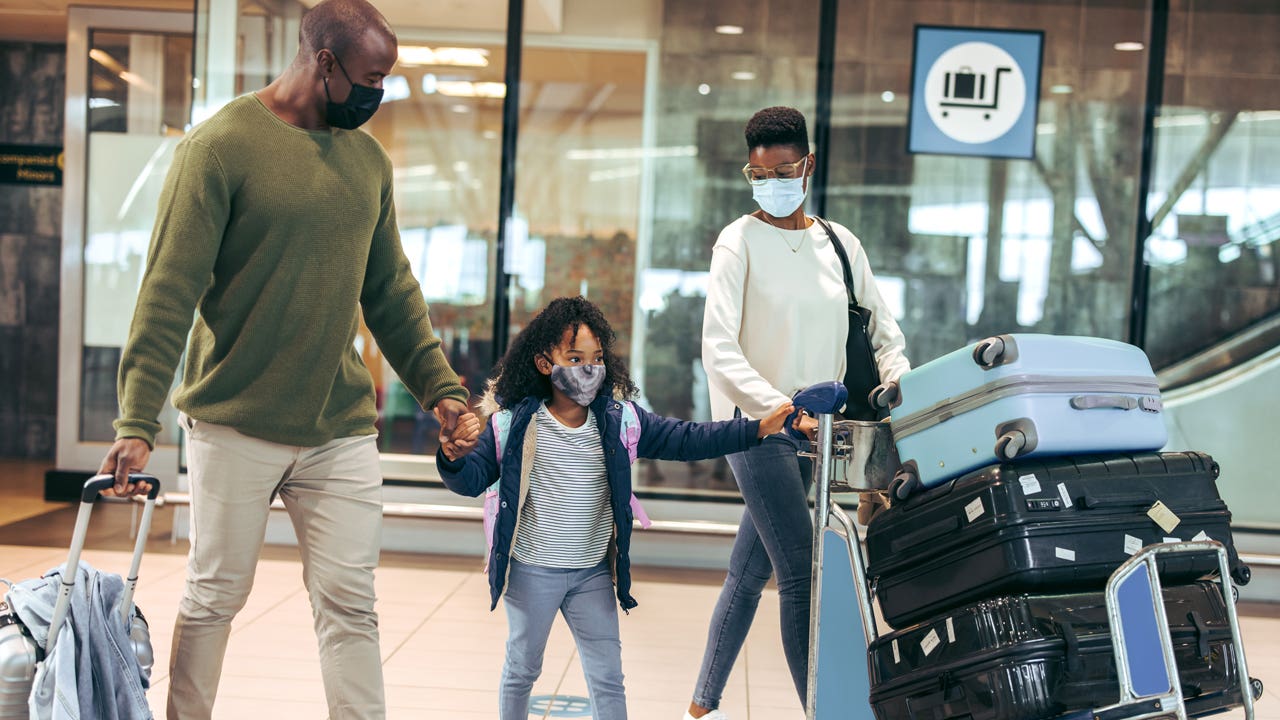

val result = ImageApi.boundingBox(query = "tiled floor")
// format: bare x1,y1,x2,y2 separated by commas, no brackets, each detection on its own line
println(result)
0,538,797,719
2,458,1277,719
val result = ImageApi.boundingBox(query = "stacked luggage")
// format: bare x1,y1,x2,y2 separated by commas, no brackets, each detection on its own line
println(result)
863,334,1260,720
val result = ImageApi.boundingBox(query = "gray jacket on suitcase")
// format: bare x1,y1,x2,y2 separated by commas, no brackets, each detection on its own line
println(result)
6,562,152,719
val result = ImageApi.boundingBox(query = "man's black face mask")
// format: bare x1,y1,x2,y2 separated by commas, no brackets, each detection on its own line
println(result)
324,55,383,130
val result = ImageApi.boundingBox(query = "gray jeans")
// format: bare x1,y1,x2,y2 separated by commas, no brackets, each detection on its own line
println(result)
692,433,814,710
500,559,626,720
169,415,385,719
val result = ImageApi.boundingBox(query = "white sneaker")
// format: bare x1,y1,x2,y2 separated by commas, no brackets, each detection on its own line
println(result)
683,711,730,720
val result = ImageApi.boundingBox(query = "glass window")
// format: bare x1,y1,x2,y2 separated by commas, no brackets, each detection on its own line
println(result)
80,30,193,443
827,0,1151,367
364,38,506,455
510,1,822,494
1144,1,1280,369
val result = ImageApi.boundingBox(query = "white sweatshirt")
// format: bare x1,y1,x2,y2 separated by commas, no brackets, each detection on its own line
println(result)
702,214,912,421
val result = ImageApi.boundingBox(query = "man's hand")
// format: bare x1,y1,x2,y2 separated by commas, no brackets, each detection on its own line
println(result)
433,398,469,438
757,402,795,438
99,438,154,497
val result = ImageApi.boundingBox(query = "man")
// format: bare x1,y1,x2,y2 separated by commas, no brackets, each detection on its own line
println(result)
98,0,476,716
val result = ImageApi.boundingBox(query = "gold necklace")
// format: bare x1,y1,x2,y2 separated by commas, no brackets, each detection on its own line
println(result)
760,214,806,253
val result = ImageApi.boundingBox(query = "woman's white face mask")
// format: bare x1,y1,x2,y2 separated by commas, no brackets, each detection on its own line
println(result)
751,158,809,217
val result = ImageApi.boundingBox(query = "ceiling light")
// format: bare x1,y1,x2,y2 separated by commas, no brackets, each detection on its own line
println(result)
382,75,410,102
437,81,506,99
715,25,744,35
698,83,711,95
731,71,756,81
483,130,499,140
1050,84,1073,94
421,74,437,94
881,90,895,103
451,104,470,113
1114,41,1144,51
398,45,490,67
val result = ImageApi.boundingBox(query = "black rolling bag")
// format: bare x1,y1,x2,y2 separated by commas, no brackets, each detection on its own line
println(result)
867,581,1262,720
865,452,1248,629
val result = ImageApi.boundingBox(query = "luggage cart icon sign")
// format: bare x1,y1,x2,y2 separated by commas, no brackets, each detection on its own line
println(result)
941,65,1012,120
921,40,1029,146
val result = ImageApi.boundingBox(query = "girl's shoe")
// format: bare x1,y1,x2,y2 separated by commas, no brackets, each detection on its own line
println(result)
683,711,729,720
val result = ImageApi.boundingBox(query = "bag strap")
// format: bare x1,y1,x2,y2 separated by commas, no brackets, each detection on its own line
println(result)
813,216,859,306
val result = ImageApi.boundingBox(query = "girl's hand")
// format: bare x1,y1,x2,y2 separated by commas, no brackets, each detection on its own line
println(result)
758,401,794,438
792,412,819,441
440,412,482,461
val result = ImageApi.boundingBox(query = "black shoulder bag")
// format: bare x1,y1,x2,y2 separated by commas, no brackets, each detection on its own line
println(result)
814,217,883,420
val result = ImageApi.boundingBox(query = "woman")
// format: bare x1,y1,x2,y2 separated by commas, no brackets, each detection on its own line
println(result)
685,106,911,719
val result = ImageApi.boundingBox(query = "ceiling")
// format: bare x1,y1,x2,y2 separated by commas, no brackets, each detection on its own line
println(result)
0,0,563,44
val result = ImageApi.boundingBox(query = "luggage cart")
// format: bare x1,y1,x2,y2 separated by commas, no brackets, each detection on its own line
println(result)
795,388,1257,720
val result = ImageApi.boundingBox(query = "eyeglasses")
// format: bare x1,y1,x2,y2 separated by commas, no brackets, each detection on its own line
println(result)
742,157,808,185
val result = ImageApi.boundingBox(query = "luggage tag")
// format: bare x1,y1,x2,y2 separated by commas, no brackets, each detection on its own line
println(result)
1147,501,1181,533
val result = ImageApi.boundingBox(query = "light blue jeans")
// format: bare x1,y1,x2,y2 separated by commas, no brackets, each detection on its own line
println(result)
692,433,814,711
500,559,627,720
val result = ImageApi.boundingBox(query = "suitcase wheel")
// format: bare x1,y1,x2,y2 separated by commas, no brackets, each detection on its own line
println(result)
973,336,1007,368
1232,563,1251,587
1251,678,1264,700
889,468,919,501
995,429,1028,460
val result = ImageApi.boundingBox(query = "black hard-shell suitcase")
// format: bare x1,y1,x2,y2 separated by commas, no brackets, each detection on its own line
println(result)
865,452,1247,629
867,581,1261,720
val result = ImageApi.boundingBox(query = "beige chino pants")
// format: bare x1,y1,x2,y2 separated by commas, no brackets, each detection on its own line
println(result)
167,414,385,720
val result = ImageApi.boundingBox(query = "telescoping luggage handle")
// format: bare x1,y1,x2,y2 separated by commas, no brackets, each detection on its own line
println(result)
44,473,161,656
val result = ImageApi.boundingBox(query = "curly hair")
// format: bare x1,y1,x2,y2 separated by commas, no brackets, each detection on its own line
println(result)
744,106,810,155
492,296,639,409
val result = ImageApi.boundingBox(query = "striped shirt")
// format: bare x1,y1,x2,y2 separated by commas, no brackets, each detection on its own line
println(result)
511,403,612,569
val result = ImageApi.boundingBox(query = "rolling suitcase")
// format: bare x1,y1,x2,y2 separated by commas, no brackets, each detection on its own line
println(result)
0,474,159,717
867,581,1262,720
865,452,1247,629
888,334,1166,496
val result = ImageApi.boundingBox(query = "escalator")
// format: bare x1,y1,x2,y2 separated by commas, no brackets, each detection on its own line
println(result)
1158,310,1280,602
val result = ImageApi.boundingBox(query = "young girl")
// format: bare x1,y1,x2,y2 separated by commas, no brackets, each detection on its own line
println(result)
436,296,792,720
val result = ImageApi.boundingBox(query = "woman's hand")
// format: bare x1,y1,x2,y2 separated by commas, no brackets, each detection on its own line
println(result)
792,412,819,441
757,401,795,438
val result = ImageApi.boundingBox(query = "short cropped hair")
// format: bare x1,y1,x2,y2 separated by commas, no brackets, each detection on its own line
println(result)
299,0,395,60
744,106,810,155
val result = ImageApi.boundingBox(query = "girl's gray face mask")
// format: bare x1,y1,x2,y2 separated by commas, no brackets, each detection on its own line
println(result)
549,363,606,406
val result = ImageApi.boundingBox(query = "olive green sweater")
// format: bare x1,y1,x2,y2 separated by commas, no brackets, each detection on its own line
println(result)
114,94,466,448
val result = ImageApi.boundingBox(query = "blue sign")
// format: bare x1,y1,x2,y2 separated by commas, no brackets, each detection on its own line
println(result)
529,695,594,717
908,25,1044,159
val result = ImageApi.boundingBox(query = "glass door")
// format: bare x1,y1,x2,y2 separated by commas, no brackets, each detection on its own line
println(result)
57,8,194,481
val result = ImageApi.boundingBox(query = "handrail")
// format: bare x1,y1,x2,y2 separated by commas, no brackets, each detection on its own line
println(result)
1158,311,1280,392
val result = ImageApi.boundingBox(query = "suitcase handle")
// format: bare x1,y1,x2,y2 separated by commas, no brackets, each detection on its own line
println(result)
1081,489,1157,509
46,473,161,656
80,475,162,502
1070,395,1138,411
890,515,961,554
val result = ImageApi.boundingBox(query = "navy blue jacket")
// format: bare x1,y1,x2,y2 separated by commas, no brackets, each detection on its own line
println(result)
437,393,762,611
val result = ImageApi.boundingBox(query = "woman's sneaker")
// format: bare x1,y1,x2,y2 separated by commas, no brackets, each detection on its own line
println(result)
683,710,729,720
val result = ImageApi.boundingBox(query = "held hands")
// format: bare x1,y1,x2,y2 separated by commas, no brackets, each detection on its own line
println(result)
99,438,154,498
435,398,482,461
757,401,795,438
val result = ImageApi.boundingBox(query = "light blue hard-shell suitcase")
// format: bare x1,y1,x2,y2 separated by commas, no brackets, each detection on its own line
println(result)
887,334,1167,497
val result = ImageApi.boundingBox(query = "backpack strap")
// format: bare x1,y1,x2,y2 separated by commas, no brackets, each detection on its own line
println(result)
618,401,652,529
481,410,513,569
